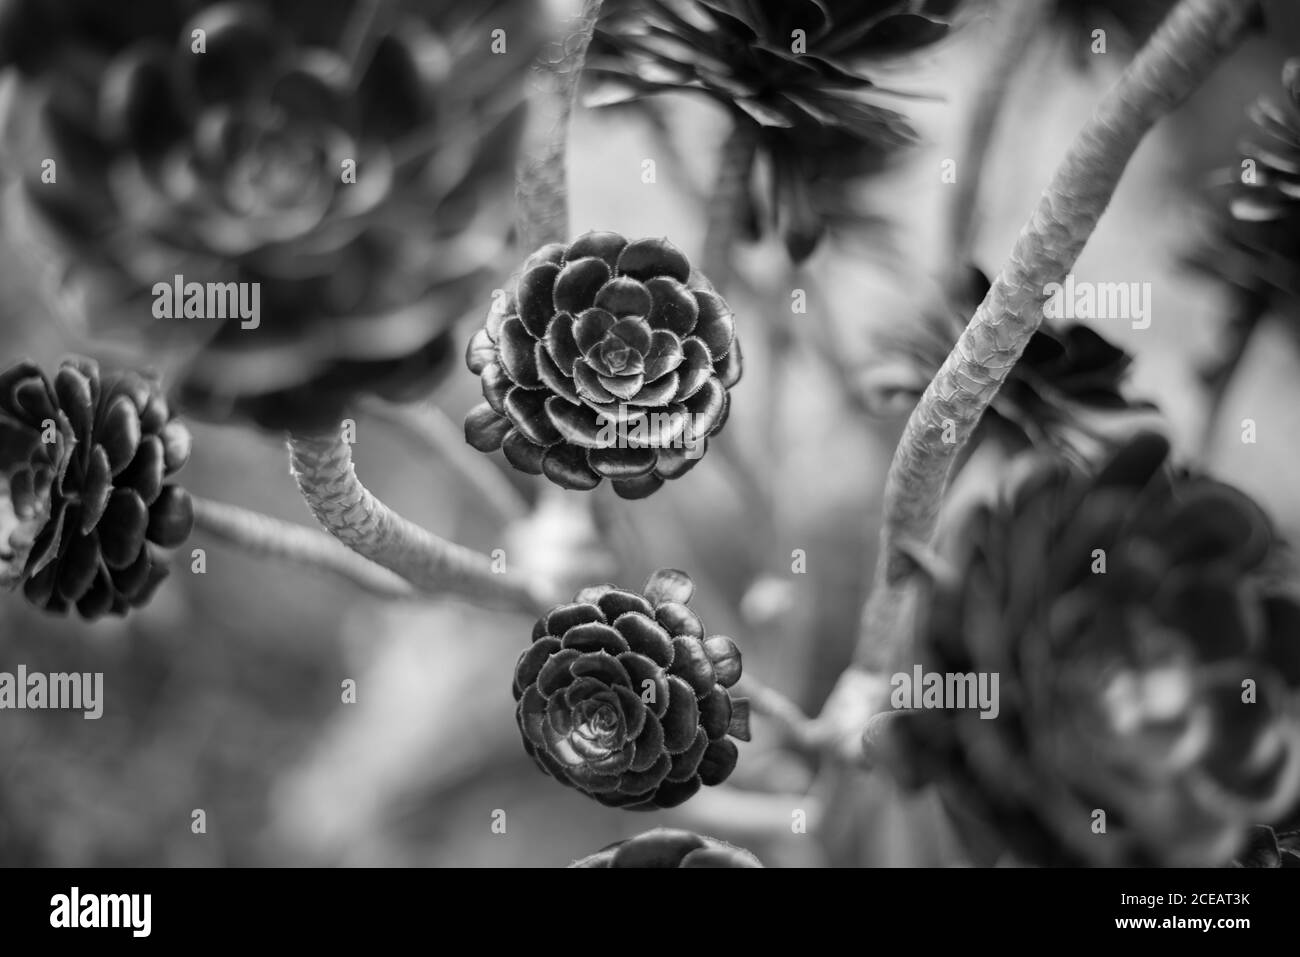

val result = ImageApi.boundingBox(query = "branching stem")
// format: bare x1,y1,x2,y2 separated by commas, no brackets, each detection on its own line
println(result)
288,430,546,611
191,496,417,599
812,0,1258,755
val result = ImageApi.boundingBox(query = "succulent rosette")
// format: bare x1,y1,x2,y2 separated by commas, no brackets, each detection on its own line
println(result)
885,432,1300,866
513,568,750,809
1233,824,1300,868
465,232,742,499
1185,59,1300,395
0,357,193,619
570,827,764,867
0,0,539,430
868,266,1161,468
587,0,960,260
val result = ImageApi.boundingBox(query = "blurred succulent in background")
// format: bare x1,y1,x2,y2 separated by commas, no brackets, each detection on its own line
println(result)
1233,824,1300,867
1185,59,1300,407
570,827,764,867
585,0,960,262
865,266,1161,469
0,0,541,430
885,432,1300,866
0,357,192,619
465,233,741,499
514,568,750,809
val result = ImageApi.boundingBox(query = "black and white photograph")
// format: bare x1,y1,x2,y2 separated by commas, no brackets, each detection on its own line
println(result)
0,0,1296,927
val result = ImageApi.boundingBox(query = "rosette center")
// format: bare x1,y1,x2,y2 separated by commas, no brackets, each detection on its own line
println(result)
573,699,624,750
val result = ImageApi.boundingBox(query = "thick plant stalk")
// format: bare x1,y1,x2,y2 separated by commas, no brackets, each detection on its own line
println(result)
515,0,604,251
810,0,1257,760
733,675,826,755
192,497,416,599
360,399,530,524
284,4,605,613
858,0,1256,663
511,0,608,548
700,121,759,290
942,0,1051,273
288,430,545,611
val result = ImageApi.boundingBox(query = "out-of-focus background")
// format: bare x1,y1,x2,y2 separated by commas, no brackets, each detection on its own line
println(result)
3,2,1300,867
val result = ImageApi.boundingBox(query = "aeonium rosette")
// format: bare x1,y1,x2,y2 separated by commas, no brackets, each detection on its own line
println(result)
0,356,193,619
465,232,742,499
0,0,540,430
570,827,764,867
885,432,1300,866
514,569,750,809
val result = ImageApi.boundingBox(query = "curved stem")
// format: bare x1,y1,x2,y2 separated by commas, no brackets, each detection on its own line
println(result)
807,0,1256,750
700,120,758,291
282,6,605,615
855,0,1255,670
942,0,1051,275
515,0,604,251
509,0,615,563
734,674,827,757
191,496,416,599
360,398,530,524
814,667,898,766
287,429,547,612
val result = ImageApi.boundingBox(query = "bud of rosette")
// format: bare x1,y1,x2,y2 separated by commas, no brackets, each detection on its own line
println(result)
465,232,742,498
514,568,750,808
570,827,763,867
0,357,193,619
